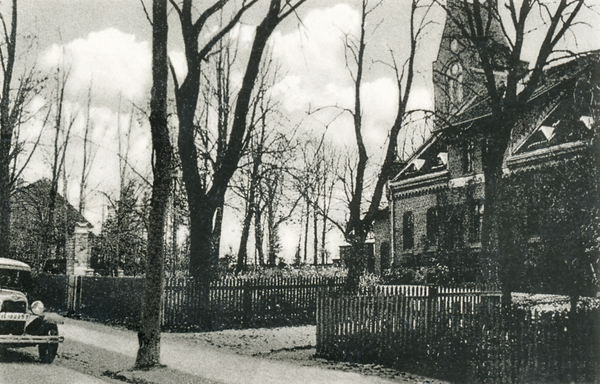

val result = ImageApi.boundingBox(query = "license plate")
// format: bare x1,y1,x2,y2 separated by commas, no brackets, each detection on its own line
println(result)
0,312,27,321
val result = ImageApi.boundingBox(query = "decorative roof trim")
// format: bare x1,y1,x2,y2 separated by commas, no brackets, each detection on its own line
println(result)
393,183,448,200
505,140,588,170
449,173,485,188
511,101,561,155
391,131,444,182
390,170,449,199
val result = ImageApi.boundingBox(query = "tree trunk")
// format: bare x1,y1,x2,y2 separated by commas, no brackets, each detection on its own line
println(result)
313,204,318,266
267,205,277,267
187,202,216,330
179,0,294,282
188,200,218,281
135,0,170,369
211,206,223,265
255,208,265,266
480,119,515,304
237,151,261,273
303,198,309,263
347,232,367,292
45,179,58,260
236,199,254,272
321,196,327,265
0,0,16,259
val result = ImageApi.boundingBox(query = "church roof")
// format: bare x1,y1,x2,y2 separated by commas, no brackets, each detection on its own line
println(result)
449,52,598,128
392,52,599,183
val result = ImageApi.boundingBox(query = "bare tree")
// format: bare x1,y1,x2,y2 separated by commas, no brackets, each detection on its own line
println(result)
9,66,46,194
230,55,299,271
235,123,264,271
438,0,590,301
337,0,429,291
316,145,341,265
293,135,328,265
42,67,77,261
0,0,43,256
78,84,98,215
135,0,172,368
169,0,307,286
97,179,148,276
260,136,299,267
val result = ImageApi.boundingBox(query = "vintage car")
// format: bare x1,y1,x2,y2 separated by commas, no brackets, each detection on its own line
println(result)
0,257,63,363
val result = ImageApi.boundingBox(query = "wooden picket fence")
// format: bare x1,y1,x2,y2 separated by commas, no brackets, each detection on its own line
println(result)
35,274,345,331
316,291,600,383
362,284,494,297
161,275,345,330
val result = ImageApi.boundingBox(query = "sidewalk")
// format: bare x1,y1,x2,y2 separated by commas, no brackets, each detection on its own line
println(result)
59,318,433,384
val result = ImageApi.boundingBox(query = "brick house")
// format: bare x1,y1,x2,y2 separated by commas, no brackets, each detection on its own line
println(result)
337,208,391,276
386,2,599,293
11,179,94,275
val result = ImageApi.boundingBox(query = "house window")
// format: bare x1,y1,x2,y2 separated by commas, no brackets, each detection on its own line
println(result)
468,200,483,243
462,139,474,174
380,242,390,269
403,211,414,250
441,205,462,250
426,207,439,246
526,198,540,238
447,62,464,109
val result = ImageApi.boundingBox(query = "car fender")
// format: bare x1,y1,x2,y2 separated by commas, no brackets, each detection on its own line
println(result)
25,313,63,335
25,315,46,335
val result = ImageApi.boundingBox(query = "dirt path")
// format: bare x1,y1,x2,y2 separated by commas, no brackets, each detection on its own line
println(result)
167,326,449,383
57,318,448,384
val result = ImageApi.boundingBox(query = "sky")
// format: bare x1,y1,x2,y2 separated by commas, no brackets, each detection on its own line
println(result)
10,0,600,262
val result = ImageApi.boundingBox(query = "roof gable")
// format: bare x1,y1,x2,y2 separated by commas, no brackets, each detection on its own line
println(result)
393,132,448,182
12,179,92,230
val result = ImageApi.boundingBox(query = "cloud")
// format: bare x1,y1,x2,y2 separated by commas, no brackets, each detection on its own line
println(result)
267,4,403,157
41,28,151,107
273,3,359,77
270,4,361,111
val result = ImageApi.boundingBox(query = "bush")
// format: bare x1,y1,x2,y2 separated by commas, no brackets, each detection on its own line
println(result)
358,273,381,291
220,264,347,279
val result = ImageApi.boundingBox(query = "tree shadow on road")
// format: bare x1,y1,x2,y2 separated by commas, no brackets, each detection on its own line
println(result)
0,347,40,363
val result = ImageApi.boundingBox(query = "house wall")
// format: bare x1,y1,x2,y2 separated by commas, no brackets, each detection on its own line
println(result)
372,215,391,275
65,223,94,276
73,223,94,275
392,191,441,265
498,150,598,295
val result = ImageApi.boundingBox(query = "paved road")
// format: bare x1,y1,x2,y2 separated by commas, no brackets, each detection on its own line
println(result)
0,363,111,384
57,317,402,384
2,318,438,384
0,347,111,384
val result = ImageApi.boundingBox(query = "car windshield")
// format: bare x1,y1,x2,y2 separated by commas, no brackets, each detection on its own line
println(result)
0,268,32,292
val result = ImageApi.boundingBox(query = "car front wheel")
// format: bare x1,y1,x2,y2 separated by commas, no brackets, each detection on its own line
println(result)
38,324,59,364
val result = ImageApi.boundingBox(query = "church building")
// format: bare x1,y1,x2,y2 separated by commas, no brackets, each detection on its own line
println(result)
386,2,599,294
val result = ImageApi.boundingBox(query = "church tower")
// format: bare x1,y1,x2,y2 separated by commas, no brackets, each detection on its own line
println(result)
432,0,510,119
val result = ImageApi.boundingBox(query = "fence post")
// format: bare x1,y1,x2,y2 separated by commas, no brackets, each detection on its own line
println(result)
242,280,252,328
67,275,74,312
67,275,82,314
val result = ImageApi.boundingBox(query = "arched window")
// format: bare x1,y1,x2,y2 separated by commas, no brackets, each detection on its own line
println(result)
402,211,414,250
468,199,483,243
446,62,464,108
426,207,439,246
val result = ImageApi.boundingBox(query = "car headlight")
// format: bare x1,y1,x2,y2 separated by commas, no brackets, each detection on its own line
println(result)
31,300,45,315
